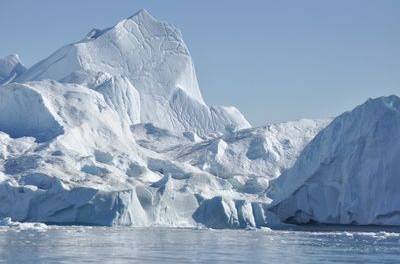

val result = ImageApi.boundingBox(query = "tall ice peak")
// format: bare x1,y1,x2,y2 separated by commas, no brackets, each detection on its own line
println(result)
85,9,158,41
365,94,400,112
128,8,154,20
15,9,251,136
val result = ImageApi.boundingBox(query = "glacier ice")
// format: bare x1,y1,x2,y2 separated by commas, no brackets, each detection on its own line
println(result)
0,78,325,227
0,9,396,228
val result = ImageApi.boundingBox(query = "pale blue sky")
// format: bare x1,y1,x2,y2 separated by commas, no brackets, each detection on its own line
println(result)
1,0,399,125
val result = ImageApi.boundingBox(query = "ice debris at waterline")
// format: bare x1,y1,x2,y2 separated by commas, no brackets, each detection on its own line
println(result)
0,9,398,228
0,218,48,231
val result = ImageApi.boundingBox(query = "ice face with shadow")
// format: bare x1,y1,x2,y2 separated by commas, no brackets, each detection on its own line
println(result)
267,96,400,226
0,54,26,86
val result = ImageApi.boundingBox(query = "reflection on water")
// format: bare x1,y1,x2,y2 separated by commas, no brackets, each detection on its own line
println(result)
0,226,400,263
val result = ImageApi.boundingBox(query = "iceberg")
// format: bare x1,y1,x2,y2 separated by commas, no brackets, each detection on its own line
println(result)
267,95,400,226
3,9,394,228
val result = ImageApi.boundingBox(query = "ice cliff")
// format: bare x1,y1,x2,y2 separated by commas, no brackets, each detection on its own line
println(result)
267,95,400,226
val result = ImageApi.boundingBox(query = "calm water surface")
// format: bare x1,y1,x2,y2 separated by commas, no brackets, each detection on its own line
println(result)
0,225,400,263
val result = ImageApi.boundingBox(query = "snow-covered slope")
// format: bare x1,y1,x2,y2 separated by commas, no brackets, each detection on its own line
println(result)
0,54,27,85
174,119,330,193
16,9,250,136
130,119,328,193
267,95,400,226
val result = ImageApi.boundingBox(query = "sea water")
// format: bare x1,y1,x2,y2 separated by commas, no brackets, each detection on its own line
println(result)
0,225,399,263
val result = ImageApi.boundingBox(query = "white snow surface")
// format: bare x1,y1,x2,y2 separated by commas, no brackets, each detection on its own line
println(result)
16,9,250,136
267,95,400,226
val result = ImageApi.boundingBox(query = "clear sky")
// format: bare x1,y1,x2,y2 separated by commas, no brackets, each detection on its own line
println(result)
1,0,399,125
